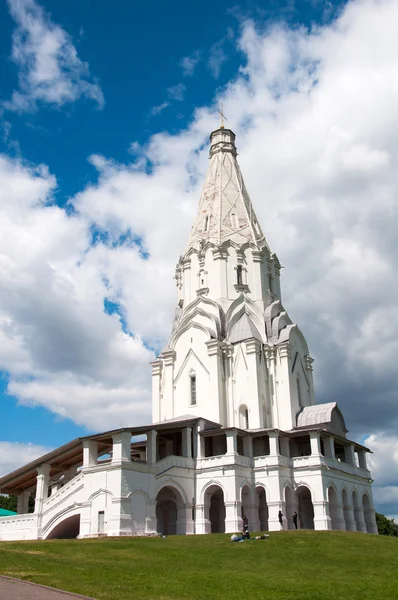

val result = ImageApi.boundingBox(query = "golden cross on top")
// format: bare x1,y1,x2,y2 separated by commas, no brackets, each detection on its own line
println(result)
217,103,227,129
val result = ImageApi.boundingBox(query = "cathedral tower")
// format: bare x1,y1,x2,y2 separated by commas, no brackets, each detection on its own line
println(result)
152,128,315,431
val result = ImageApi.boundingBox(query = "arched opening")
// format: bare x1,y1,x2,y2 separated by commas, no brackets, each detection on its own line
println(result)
257,487,269,531
156,486,186,535
342,488,351,531
297,486,314,530
204,485,225,533
239,404,249,429
46,514,80,539
284,486,294,529
363,493,374,533
352,491,361,532
328,486,340,530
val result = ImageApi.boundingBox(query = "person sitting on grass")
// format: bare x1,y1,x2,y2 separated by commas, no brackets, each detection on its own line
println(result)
242,515,250,539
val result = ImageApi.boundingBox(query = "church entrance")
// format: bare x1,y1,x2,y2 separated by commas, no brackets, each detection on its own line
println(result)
257,487,269,531
204,485,225,533
156,486,185,535
297,486,314,529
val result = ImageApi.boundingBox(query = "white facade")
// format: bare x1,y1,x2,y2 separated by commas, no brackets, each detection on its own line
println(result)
0,127,377,540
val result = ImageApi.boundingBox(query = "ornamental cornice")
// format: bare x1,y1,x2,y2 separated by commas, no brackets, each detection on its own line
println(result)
278,342,292,359
212,248,229,260
305,354,314,371
150,359,163,376
161,349,176,366
251,249,265,263
205,339,225,357
245,338,262,355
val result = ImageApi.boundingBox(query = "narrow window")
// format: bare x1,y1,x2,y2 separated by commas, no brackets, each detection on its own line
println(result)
297,378,302,407
204,216,209,232
237,265,243,286
245,409,249,430
231,212,238,228
190,375,197,405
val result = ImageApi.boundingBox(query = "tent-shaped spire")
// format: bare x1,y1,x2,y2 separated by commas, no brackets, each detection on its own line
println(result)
186,128,268,252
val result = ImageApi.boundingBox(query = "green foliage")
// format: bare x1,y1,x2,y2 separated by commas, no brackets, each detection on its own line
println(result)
0,493,34,513
376,512,398,537
0,531,398,600
0,494,17,512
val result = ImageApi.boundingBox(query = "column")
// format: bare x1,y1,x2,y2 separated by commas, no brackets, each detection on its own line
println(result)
243,435,253,458
161,350,176,420
251,250,265,302
310,431,322,456
346,504,357,531
226,430,237,454
268,431,279,455
150,359,162,423
182,257,192,304
245,339,262,428
276,342,294,430
17,490,31,514
280,436,290,457
145,501,158,534
357,449,368,469
334,503,346,530
206,339,226,425
313,500,331,530
344,444,356,465
323,436,335,459
34,464,51,513
225,500,242,533
146,429,157,463
195,503,210,534
211,248,228,300
111,431,132,464
83,440,98,467
182,427,192,458
177,503,194,535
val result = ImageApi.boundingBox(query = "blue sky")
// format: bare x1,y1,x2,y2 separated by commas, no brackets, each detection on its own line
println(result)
0,0,344,447
0,0,398,517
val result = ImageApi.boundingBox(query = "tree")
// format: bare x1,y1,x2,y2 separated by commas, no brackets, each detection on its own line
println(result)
375,512,398,536
0,494,17,512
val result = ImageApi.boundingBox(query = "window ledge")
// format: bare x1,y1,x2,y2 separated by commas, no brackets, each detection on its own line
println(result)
234,284,250,293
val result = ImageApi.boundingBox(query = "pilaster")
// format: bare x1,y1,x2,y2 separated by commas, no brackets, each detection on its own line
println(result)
205,339,226,425
161,349,176,420
211,247,229,300
251,250,265,303
150,359,163,423
146,429,157,463
111,431,132,465
245,338,263,428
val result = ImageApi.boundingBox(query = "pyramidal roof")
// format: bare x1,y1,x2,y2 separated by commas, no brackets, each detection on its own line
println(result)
186,128,268,253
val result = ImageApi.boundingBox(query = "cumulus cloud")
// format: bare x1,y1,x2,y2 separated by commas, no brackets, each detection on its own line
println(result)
3,0,104,112
208,40,228,79
0,442,52,477
1,0,398,511
167,83,186,102
180,51,201,76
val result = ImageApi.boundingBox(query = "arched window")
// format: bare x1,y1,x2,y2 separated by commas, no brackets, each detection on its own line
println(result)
237,265,243,286
190,373,197,406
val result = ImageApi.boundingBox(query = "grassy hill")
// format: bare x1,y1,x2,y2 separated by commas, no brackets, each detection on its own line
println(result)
1,531,397,600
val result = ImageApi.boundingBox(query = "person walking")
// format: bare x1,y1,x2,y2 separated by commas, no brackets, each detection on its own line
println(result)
242,515,250,539
278,510,283,530
292,511,298,529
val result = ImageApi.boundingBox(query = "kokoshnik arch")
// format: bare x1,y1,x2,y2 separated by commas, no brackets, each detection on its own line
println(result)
0,127,377,540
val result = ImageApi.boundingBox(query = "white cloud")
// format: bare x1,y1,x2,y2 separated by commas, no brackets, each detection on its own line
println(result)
4,0,104,112
0,442,51,477
208,40,227,79
180,51,201,76
167,83,186,102
1,0,398,514
149,102,170,117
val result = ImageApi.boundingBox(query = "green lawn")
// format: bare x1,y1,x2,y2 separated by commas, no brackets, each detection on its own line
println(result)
1,531,397,600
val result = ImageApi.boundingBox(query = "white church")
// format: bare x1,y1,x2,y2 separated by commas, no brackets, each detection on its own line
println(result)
0,126,378,540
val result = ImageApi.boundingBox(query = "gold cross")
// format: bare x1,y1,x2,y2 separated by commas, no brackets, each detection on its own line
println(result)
217,103,227,129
